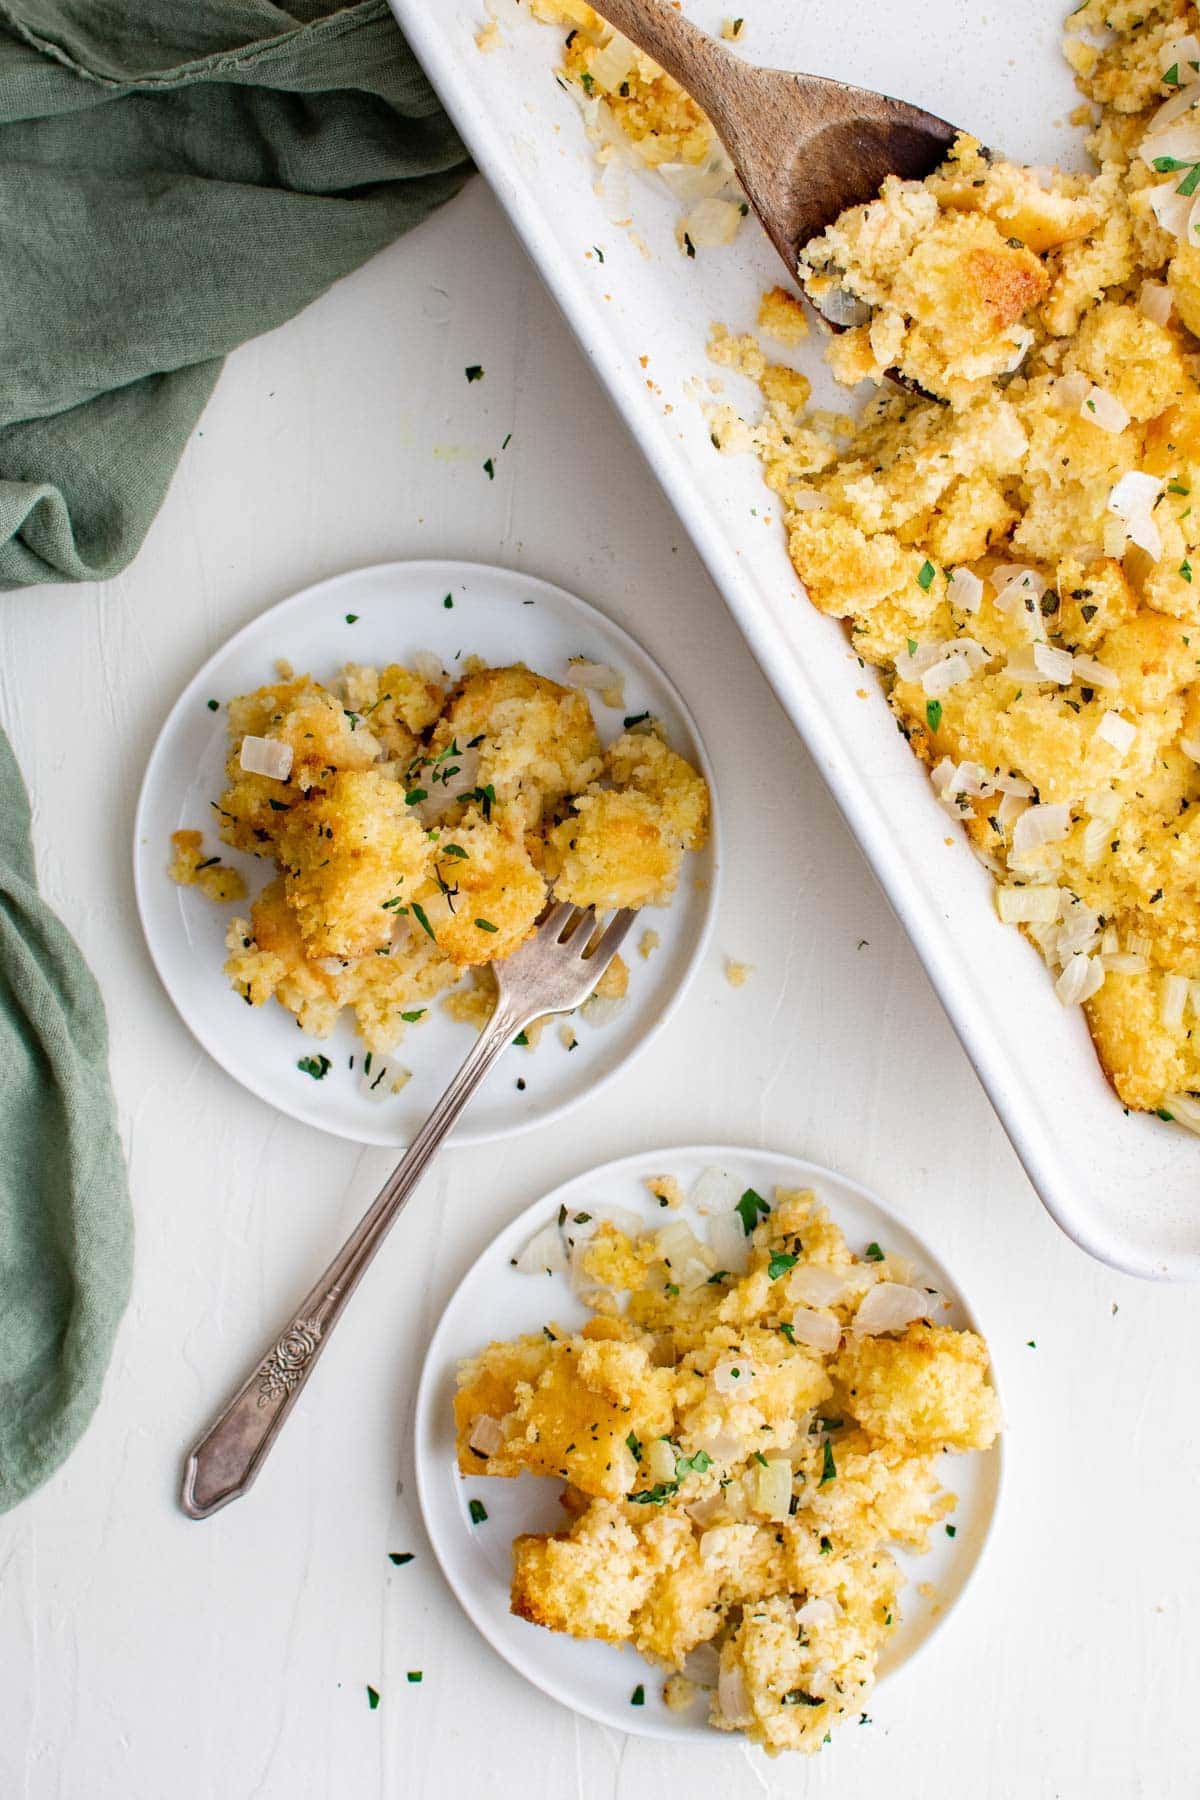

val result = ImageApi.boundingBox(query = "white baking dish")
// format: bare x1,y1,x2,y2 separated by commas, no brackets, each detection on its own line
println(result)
390,0,1200,1280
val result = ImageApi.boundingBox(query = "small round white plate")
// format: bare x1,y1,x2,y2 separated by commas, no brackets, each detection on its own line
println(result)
415,1146,1005,1744
133,561,718,1146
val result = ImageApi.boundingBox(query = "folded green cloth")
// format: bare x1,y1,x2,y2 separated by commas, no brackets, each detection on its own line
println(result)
0,0,470,1511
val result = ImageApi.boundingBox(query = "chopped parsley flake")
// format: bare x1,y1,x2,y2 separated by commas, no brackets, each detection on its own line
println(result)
735,1187,771,1235
206,698,218,712
465,365,484,382
917,559,936,591
864,1242,885,1262
767,1250,799,1281
468,1498,488,1524
345,613,359,624
400,1009,425,1023
1182,559,1193,584
411,902,436,941
297,1055,331,1080
819,1440,837,1486
406,1671,422,1684
474,917,499,932
782,1690,823,1708
630,1685,645,1706
483,457,495,480
779,1321,796,1344
367,1686,380,1710
925,698,943,733
626,1431,642,1462
388,1552,414,1566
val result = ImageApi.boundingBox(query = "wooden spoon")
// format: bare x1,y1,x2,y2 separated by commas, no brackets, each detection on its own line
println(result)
590,0,959,317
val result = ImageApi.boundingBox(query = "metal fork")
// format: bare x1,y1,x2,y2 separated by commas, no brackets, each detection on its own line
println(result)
180,902,635,1519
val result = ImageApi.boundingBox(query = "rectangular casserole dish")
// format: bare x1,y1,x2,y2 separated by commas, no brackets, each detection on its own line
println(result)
391,0,1200,1278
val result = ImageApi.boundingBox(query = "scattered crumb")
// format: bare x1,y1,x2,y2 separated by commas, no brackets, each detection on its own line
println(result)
757,286,809,343
559,1023,578,1051
664,1673,698,1710
391,1068,412,1094
274,657,294,681
724,958,753,988
475,18,503,52
168,830,246,903
638,929,660,960
645,1174,685,1211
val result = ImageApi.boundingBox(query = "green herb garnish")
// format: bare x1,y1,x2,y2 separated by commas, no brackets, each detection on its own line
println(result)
388,1552,414,1566
474,918,499,932
735,1187,771,1235
297,1055,331,1080
819,1440,836,1487
465,365,484,382
468,1498,488,1524
767,1250,798,1281
917,559,936,591
864,1242,885,1262
630,1685,645,1706
367,1686,380,1709
925,698,943,733
411,902,436,941
626,1431,642,1462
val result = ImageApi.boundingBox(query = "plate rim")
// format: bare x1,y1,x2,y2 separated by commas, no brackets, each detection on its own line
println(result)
131,557,721,1147
413,1141,1007,1745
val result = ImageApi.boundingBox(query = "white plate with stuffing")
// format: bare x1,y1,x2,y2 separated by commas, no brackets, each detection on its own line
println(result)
132,560,718,1146
415,1145,1004,1748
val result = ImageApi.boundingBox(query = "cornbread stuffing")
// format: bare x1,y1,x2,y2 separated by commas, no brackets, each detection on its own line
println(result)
456,1180,999,1755
536,0,1200,1127
171,656,707,1058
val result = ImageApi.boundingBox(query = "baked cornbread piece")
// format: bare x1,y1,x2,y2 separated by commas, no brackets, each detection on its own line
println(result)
456,1184,999,1756
173,655,708,1061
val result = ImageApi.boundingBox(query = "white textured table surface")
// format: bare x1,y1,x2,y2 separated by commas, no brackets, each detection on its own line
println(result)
1,178,1194,1799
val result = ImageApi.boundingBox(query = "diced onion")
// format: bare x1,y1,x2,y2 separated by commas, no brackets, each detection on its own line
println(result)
1108,471,1163,559
1179,735,1200,761
1033,643,1075,684
707,1209,750,1274
852,1283,930,1335
1054,953,1105,1006
783,1306,841,1354
468,1414,505,1456
1081,386,1129,433
751,1456,793,1521
412,651,444,684
1140,280,1173,325
1096,710,1137,755
566,658,623,703
790,489,828,512
998,791,1030,832
645,1437,678,1483
997,884,1061,925
683,197,744,248
514,1221,568,1276
1163,1093,1200,1134
1160,34,1200,84
796,1596,838,1630
787,1265,849,1309
682,1643,722,1686
1162,973,1189,1028
658,151,739,204
588,30,637,92
1053,372,1091,413
947,567,983,613
1000,327,1034,374
239,735,293,781
1012,801,1071,861
717,1659,750,1723
1148,179,1196,241
690,1165,742,1214
712,1355,757,1395
1102,951,1149,974
1057,896,1101,958
1071,655,1120,690
921,651,973,696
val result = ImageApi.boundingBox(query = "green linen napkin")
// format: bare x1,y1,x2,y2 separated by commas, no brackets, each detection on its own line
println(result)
0,0,470,1511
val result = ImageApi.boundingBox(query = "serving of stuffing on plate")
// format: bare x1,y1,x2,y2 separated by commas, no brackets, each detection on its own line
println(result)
530,0,1200,1132
168,654,708,1071
454,1177,999,1756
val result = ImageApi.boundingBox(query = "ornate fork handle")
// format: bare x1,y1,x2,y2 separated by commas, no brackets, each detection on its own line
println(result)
180,994,524,1519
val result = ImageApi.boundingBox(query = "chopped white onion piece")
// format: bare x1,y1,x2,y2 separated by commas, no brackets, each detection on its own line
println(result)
1162,973,1190,1028
658,151,740,204
707,1209,750,1275
1144,83,1200,137
566,658,623,703
947,566,983,613
514,1221,568,1277
996,884,1061,925
1100,924,1120,956
682,1642,722,1687
1000,327,1034,374
1102,951,1149,974
783,1306,842,1354
690,1165,742,1214
686,1491,728,1528
712,1355,757,1395
412,651,444,685
787,1265,849,1309
1108,470,1164,559
1179,735,1200,762
994,770,1036,797
1163,1093,1200,1135
790,488,828,512
683,196,744,247
1033,643,1075,684
645,1437,678,1483
1053,372,1091,413
1160,34,1200,84
581,991,628,1027
1080,386,1129,433
1071,655,1120,691
796,1596,838,1630
1057,896,1101,958
852,1283,930,1336
894,639,947,683
1012,802,1071,862
468,1414,505,1457
588,30,637,92
998,791,1030,832
751,1456,793,1521
1096,710,1137,755
1148,179,1196,241
1140,280,1173,325
717,1659,750,1723
922,651,974,696
238,735,293,781
1054,953,1105,1006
